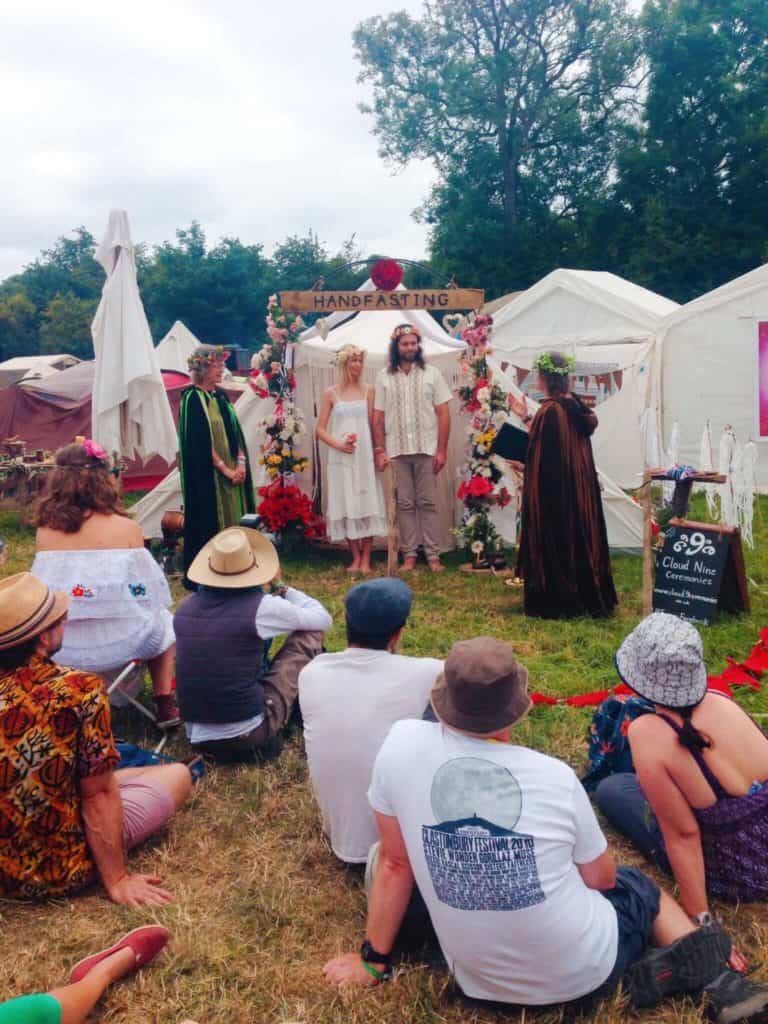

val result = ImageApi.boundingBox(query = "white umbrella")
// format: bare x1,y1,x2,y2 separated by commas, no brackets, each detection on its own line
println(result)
91,210,177,463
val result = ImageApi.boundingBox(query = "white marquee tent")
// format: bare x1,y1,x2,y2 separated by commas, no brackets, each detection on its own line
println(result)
132,280,643,549
655,261,768,490
155,321,201,375
488,270,679,489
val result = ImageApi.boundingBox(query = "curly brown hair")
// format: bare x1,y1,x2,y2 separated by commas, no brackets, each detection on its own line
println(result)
35,443,128,533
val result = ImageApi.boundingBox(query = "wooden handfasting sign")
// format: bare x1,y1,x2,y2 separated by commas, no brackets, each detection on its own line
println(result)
279,288,484,314
653,519,749,625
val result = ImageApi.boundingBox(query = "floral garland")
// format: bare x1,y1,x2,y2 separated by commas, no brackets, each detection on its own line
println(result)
455,314,511,565
250,295,324,537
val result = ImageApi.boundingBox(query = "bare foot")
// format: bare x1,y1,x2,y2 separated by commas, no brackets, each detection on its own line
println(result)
359,563,372,575
399,557,417,573
346,562,362,574
428,559,446,573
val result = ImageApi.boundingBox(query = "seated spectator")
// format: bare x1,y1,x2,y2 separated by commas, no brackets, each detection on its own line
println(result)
175,527,331,763
324,637,768,1023
595,612,768,915
299,578,442,864
0,925,169,1024
32,440,180,728
0,573,191,904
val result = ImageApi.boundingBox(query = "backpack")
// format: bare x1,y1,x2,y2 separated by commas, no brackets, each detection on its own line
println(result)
581,694,654,792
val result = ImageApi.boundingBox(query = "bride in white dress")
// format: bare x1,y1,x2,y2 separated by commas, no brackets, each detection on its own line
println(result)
316,345,386,573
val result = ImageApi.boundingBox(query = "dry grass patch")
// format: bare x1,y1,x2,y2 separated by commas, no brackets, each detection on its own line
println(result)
1,503,767,1022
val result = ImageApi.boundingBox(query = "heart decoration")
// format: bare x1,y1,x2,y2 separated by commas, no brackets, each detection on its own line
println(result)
443,313,465,336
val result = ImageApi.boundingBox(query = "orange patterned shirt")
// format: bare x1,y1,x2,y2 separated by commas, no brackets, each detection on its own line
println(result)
0,653,119,898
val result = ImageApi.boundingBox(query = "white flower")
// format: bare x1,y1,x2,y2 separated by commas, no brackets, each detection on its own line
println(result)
479,466,492,477
476,444,488,455
471,540,484,554
295,421,306,435
493,410,508,427
466,515,477,528
476,387,490,402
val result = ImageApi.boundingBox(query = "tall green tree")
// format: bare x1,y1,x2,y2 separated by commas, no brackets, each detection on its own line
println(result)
609,0,768,300
354,0,642,293
39,293,97,359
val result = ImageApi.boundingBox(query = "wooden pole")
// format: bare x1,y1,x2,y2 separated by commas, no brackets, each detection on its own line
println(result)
386,463,399,577
642,470,653,615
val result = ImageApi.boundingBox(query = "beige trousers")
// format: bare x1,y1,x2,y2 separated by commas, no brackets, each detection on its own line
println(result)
393,454,439,560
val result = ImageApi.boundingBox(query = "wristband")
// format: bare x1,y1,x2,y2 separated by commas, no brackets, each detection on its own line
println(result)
374,446,385,454
237,456,246,464
361,959,391,983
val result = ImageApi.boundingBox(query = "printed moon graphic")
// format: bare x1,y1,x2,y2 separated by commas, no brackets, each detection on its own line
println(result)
430,757,522,831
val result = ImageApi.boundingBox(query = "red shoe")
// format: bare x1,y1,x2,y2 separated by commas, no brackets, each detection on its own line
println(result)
70,925,170,984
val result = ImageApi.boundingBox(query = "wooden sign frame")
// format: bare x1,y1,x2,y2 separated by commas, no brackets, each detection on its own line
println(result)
279,288,484,314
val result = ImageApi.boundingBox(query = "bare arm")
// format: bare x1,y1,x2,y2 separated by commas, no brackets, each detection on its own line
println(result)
372,409,388,469
630,719,708,917
578,848,617,891
323,812,413,987
433,401,450,473
316,388,348,452
80,772,173,907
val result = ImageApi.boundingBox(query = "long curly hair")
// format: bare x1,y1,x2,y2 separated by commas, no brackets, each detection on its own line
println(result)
387,325,424,374
35,444,128,533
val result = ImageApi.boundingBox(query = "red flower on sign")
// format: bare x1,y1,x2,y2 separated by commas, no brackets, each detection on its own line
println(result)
370,258,404,291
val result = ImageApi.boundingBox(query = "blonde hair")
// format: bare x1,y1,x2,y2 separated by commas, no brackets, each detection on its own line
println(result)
336,345,365,390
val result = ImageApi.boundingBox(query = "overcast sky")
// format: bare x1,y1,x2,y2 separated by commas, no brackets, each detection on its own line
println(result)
1,0,434,281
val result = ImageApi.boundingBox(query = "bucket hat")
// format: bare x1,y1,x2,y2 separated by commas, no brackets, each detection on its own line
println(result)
0,572,69,650
430,636,531,736
187,527,279,589
615,612,707,708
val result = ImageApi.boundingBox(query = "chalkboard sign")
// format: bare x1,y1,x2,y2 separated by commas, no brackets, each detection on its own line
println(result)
653,520,748,625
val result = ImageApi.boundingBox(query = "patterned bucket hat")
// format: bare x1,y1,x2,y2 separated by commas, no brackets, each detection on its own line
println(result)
615,612,707,709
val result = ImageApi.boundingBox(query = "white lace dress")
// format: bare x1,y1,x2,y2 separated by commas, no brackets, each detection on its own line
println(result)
326,398,387,542
31,547,175,672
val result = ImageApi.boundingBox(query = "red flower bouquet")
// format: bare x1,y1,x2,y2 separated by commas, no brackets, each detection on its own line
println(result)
257,480,325,539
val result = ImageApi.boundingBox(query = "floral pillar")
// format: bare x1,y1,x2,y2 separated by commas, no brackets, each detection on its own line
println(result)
455,314,511,568
249,295,324,540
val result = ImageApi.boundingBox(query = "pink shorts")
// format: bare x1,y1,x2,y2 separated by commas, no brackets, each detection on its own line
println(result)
117,774,176,850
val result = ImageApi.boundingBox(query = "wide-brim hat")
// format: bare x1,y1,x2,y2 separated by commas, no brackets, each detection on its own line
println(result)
0,572,69,650
615,612,707,709
430,636,531,736
188,527,279,589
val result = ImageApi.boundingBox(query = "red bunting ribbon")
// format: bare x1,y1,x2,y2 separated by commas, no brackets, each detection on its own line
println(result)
529,627,767,709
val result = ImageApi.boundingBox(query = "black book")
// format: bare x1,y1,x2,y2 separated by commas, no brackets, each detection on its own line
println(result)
491,422,529,464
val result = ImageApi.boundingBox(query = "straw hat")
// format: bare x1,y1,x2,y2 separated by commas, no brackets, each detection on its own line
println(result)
0,573,69,650
615,612,707,709
187,527,279,589
430,637,531,736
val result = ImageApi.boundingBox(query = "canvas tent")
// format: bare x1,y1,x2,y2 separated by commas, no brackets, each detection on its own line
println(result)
133,280,644,549
0,361,190,490
655,261,768,490
155,321,202,374
488,270,679,489
0,354,80,389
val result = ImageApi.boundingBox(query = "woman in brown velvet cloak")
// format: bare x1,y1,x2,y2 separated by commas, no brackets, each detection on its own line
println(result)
509,352,617,619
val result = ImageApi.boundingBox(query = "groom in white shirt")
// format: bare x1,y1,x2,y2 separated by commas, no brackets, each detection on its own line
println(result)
174,527,331,763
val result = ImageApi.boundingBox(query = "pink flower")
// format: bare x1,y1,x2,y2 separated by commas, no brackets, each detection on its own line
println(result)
83,439,108,462
267,325,284,344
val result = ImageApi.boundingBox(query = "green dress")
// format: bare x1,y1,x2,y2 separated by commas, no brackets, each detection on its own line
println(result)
178,386,255,582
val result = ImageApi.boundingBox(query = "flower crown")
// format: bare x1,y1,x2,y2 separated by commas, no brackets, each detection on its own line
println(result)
533,352,575,376
390,324,421,343
187,346,230,371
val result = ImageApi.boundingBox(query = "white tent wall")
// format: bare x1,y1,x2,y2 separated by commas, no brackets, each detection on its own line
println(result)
491,269,679,345
656,262,768,490
491,333,655,488
155,321,202,374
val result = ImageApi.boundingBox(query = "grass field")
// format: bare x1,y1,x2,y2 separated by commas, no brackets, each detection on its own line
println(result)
1,500,767,1024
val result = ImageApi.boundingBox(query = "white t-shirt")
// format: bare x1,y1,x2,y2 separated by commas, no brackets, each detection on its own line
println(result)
368,720,618,1005
299,649,443,863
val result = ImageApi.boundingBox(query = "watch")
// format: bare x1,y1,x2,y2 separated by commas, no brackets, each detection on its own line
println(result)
695,911,714,927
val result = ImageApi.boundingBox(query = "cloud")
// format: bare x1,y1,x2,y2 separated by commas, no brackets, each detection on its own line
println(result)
0,0,434,280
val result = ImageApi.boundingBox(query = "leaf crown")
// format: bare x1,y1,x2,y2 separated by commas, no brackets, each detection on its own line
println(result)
533,352,575,376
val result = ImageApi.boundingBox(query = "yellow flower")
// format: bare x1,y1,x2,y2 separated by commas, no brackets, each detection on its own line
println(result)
267,454,282,466
281,448,291,456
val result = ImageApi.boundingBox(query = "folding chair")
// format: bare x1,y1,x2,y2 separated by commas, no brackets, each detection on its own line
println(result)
105,661,170,755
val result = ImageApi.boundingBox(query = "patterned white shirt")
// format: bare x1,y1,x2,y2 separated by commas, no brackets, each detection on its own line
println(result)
374,363,452,458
